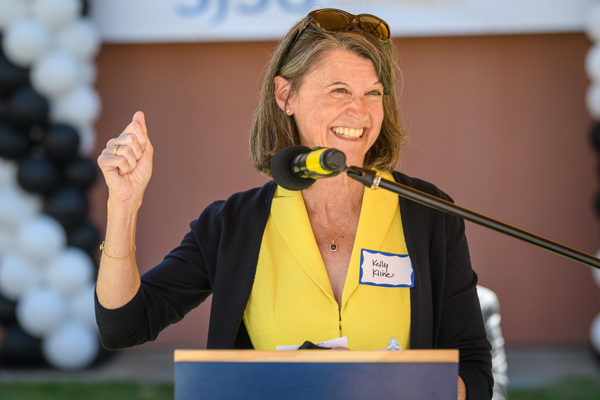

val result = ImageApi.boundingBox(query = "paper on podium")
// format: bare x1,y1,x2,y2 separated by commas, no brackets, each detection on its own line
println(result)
276,336,348,350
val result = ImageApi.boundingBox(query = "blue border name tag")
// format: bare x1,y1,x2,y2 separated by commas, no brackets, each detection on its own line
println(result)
359,249,414,288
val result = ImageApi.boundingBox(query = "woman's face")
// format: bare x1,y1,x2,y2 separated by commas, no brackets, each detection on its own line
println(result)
287,50,384,167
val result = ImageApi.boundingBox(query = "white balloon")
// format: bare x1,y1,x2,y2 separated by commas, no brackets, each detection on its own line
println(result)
56,19,101,61
0,184,42,230
0,158,17,190
16,215,66,264
68,284,97,330
587,45,600,84
0,0,28,30
16,287,67,338
0,253,41,301
80,62,97,85
78,125,97,157
31,51,82,98
31,0,81,31
51,85,101,129
586,3,600,42
43,321,99,369
591,313,600,354
46,247,94,297
586,84,600,120
2,19,52,67
0,227,14,258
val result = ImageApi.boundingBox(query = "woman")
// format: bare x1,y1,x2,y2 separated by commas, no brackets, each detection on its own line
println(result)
95,9,492,399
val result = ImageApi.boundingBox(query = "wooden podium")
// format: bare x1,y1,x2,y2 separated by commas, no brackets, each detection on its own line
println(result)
174,349,458,399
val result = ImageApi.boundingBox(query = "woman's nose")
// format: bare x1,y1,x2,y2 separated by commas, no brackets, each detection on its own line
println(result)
347,96,369,120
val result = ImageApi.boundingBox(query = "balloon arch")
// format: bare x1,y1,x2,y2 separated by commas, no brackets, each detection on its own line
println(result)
584,1,600,365
0,0,104,370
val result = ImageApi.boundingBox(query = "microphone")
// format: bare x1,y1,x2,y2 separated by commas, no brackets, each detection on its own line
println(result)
270,146,347,191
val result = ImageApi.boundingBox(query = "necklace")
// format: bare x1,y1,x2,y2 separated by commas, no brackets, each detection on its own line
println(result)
310,199,361,252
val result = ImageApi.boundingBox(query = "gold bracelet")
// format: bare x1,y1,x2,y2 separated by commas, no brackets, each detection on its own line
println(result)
99,241,136,260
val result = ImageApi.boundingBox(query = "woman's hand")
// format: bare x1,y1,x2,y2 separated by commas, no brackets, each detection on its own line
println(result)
458,376,466,400
97,111,153,206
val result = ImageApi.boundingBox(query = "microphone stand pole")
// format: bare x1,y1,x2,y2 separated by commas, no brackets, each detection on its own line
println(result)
346,166,600,270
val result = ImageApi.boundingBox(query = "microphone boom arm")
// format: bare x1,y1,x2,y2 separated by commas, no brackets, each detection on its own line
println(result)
346,166,600,270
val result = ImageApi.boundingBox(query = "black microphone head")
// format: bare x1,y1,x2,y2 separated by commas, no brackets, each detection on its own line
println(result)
322,149,347,172
271,145,316,191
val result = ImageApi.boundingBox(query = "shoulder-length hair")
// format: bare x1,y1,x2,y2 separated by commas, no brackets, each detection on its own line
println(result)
250,18,406,177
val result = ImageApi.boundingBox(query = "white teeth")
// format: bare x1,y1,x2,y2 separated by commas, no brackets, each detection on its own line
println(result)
332,127,363,138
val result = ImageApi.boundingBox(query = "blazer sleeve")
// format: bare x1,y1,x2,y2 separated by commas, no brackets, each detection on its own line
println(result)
94,206,219,350
443,210,494,399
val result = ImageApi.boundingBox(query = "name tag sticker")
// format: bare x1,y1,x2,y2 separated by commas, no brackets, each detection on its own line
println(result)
359,249,414,288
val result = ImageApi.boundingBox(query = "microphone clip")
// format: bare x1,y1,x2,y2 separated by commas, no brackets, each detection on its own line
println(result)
347,166,382,189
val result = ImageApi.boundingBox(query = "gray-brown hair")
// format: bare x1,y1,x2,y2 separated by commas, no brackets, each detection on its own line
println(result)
250,17,406,177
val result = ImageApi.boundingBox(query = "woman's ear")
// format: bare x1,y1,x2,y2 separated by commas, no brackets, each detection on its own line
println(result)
274,76,292,113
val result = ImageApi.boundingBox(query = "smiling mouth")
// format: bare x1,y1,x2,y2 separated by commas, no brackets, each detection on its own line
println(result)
331,127,365,139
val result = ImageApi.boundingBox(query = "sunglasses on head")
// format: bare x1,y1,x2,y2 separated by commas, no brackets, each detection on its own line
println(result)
301,8,391,42
279,9,391,71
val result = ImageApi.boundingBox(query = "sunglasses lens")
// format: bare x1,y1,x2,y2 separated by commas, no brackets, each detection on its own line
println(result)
358,15,390,41
313,10,352,31
307,9,391,41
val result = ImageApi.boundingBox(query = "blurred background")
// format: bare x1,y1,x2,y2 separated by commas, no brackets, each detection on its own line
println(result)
2,0,600,399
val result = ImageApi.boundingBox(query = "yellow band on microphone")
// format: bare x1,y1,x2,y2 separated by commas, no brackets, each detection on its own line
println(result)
305,148,330,175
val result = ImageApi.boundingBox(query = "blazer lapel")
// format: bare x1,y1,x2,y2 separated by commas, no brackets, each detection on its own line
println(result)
270,186,336,303
342,173,399,309
394,172,434,350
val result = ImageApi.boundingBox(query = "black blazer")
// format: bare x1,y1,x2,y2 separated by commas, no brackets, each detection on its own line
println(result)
95,172,493,399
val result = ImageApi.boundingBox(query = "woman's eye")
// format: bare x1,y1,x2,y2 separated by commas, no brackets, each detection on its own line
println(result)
332,88,347,93
368,90,382,96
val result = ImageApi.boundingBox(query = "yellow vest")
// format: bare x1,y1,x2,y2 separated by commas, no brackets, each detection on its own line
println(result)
243,172,411,350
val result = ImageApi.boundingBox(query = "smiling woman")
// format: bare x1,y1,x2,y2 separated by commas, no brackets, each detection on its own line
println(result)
94,8,492,400
250,11,404,176
274,50,384,168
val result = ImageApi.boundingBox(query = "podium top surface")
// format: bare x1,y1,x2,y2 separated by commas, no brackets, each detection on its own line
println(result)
174,349,458,363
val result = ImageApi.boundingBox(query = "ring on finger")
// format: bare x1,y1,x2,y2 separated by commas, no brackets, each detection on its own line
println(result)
113,143,120,155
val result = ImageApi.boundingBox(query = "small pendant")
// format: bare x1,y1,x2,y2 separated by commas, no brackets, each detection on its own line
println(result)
330,243,337,252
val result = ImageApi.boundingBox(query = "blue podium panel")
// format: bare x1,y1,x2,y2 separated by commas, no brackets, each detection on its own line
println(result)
174,350,458,400
175,361,457,399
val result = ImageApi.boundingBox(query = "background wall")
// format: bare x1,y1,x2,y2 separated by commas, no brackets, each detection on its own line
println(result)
91,32,599,347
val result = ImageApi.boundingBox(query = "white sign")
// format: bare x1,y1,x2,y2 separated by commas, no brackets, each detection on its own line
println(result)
90,0,593,43
359,249,414,288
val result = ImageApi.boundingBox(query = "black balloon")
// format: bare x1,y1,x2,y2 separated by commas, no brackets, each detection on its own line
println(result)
0,325,44,366
0,54,29,97
0,98,7,119
17,157,60,194
42,124,80,163
0,124,31,159
68,221,100,256
81,0,90,16
8,87,49,129
592,122,600,152
64,157,97,190
44,186,89,230
0,294,16,325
